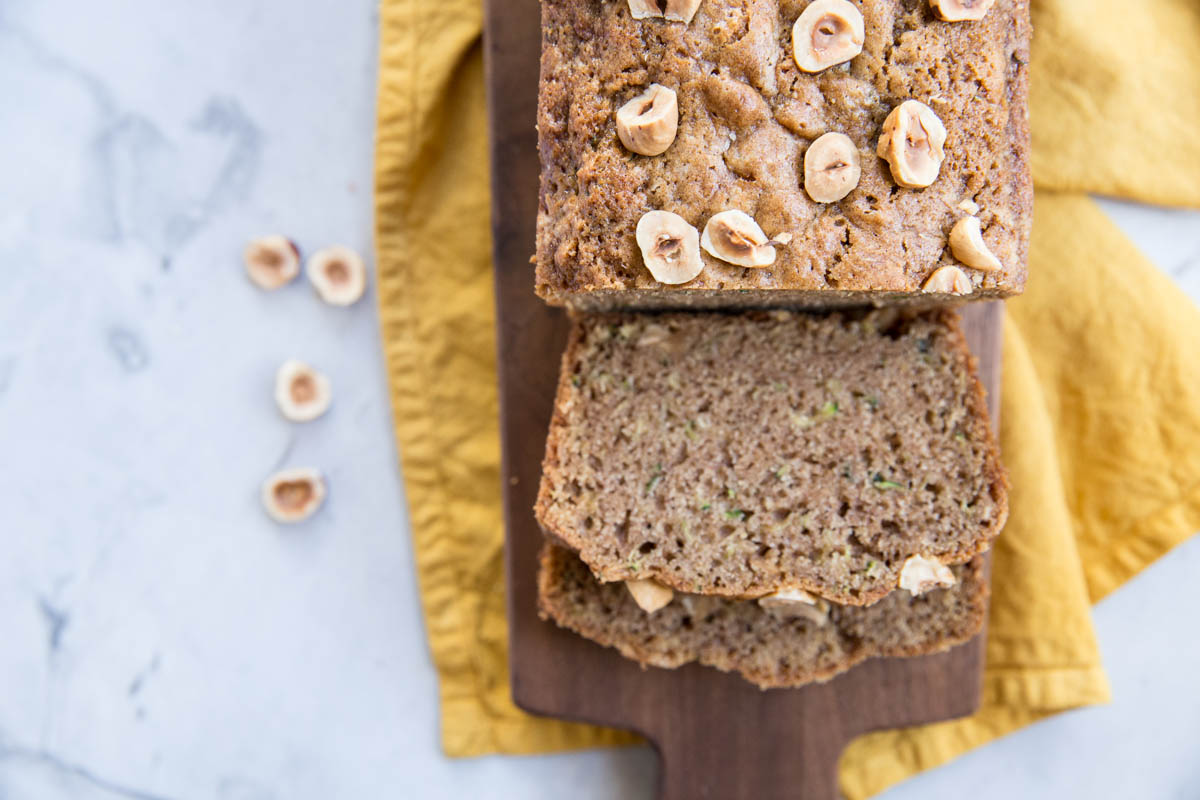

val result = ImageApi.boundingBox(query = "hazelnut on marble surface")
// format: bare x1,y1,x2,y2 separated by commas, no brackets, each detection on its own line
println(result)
922,266,973,295
244,235,300,289
700,210,780,268
636,210,704,284
930,0,996,22
792,0,865,73
898,555,957,596
803,132,862,203
627,0,703,23
262,467,326,523
877,100,947,189
626,578,674,613
275,359,332,422
949,216,1003,272
616,84,679,156
308,245,367,306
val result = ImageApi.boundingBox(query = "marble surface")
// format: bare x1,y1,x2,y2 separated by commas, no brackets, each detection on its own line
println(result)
1,1,1198,798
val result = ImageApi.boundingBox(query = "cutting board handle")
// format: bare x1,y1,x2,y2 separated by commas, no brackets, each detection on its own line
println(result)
653,714,846,800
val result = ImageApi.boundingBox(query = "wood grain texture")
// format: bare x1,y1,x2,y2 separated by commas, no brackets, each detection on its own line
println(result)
482,2,1002,797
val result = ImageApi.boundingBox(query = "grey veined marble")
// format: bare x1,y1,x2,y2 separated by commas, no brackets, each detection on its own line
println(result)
0,1,1197,799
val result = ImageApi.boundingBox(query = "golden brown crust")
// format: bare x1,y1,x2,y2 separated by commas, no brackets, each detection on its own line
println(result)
537,543,988,689
536,0,1033,310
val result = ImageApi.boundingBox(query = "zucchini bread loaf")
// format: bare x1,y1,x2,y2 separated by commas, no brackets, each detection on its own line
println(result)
534,309,1007,604
538,543,987,689
536,0,1032,309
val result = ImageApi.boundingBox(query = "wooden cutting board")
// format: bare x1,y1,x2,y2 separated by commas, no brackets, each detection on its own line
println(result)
482,3,1002,797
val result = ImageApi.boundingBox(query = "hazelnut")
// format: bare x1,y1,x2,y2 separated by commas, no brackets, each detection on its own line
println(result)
261,467,326,523
244,235,300,289
627,0,703,23
758,588,830,625
922,266,973,295
949,216,1003,272
626,578,674,613
616,84,679,156
792,0,865,73
700,210,779,268
307,245,367,306
636,210,704,284
898,555,956,596
877,101,947,189
930,0,996,22
956,198,981,215
275,359,332,422
803,132,862,203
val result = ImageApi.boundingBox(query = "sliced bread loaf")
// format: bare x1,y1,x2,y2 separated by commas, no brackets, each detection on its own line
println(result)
534,309,1006,604
538,543,987,689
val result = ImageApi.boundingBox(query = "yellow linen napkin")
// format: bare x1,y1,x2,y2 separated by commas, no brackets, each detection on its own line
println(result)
373,0,1200,793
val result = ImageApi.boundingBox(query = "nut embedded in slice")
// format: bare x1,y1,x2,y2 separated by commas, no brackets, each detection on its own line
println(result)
616,84,679,156
922,266,973,295
803,132,862,203
949,216,1003,272
274,359,332,422
626,578,675,613
930,0,996,22
792,0,865,73
244,235,300,290
757,587,830,625
262,467,326,524
307,245,368,306
877,100,948,189
626,0,703,23
898,555,957,596
636,210,704,284
700,210,779,268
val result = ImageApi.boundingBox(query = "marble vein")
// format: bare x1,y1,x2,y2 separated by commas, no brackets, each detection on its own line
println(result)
0,741,175,800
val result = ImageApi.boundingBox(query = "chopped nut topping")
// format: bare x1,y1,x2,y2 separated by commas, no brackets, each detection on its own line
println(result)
930,0,996,22
803,132,862,203
949,216,1003,272
898,555,956,596
627,0,703,23
877,101,947,189
700,210,779,268
626,578,675,613
792,0,865,73
922,266,973,295
616,84,679,156
636,210,704,284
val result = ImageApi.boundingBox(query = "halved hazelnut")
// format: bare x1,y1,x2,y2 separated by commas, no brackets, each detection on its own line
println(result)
792,0,865,73
922,266,973,295
804,132,862,203
616,84,679,156
949,216,1003,272
275,359,332,422
700,210,778,268
758,588,830,625
307,245,367,306
877,101,947,189
898,555,956,596
244,235,300,289
636,210,704,284
930,0,996,22
626,578,674,613
262,467,326,523
627,0,703,23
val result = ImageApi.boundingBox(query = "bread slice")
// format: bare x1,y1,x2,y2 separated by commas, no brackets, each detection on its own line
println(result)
534,309,1007,604
538,543,987,689
535,0,1032,309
